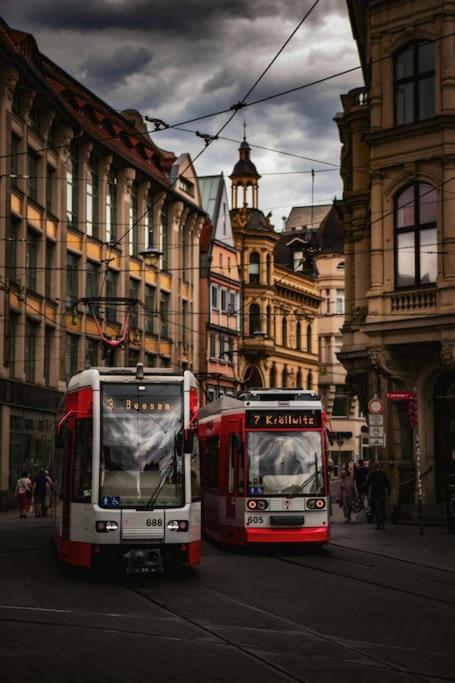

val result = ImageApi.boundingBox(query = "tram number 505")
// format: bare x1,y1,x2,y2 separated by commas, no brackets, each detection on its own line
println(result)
146,518,163,527
246,515,264,526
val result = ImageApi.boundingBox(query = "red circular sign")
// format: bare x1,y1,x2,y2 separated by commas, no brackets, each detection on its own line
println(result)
368,398,384,415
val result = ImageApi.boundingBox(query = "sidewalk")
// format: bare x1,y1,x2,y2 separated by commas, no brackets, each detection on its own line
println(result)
330,503,455,573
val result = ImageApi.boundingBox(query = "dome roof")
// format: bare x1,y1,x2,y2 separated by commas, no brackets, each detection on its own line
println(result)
230,158,260,178
230,206,273,231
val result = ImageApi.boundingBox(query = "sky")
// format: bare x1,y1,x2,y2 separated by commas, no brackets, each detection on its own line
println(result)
2,0,363,226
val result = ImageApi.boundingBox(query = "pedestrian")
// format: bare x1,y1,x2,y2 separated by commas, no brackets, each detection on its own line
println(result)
33,469,50,518
367,462,390,530
337,469,355,523
45,470,54,513
354,459,369,504
15,471,32,518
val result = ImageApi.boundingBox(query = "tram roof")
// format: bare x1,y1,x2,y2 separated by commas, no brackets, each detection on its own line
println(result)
199,396,244,419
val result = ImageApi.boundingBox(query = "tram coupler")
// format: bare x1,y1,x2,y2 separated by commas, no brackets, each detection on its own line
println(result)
124,548,163,575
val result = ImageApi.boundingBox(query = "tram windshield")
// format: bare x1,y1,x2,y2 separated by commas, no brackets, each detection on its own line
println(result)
247,430,324,496
100,383,184,508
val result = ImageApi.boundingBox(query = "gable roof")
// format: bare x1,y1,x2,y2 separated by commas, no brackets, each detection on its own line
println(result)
286,204,332,232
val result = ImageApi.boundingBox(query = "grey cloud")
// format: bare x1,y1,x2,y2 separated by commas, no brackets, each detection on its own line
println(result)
78,45,153,88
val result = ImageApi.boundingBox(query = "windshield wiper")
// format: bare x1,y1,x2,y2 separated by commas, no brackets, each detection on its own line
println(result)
288,472,316,498
144,434,181,510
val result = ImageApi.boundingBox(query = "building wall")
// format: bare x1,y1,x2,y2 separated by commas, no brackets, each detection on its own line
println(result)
337,0,455,518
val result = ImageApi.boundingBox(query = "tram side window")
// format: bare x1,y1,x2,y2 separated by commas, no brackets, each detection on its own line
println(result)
72,418,93,502
191,434,201,502
205,435,219,488
233,433,244,495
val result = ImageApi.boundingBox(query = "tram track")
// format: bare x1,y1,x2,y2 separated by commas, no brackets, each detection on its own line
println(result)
272,553,455,607
127,579,449,682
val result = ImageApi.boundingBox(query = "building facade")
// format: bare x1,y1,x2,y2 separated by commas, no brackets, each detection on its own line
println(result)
286,204,368,471
198,175,241,402
336,0,455,519
229,136,320,388
0,20,205,507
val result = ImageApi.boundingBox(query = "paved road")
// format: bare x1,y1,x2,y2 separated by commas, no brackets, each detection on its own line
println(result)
1,513,454,683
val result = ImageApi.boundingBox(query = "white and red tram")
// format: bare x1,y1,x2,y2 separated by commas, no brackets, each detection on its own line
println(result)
54,365,201,574
199,389,329,546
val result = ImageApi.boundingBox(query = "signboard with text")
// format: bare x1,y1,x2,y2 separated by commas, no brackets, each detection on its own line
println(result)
245,410,322,429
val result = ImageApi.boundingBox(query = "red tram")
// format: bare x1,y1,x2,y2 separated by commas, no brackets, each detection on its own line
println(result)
199,389,329,546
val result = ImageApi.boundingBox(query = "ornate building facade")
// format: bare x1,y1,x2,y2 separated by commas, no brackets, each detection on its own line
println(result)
336,0,455,519
229,136,320,389
0,20,205,507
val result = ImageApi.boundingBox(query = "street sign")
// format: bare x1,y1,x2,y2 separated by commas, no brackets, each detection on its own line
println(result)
369,425,384,438
385,391,416,401
368,414,384,426
369,435,385,447
368,397,384,415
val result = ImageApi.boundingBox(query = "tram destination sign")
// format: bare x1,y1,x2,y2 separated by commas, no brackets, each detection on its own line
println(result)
246,410,322,429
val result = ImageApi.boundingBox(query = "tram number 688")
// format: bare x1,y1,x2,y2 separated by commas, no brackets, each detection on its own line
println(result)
246,515,264,526
146,518,163,527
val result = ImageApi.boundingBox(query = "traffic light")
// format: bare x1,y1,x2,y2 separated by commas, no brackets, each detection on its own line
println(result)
407,393,418,427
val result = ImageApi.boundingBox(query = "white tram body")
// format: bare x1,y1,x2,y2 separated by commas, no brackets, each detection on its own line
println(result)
54,366,201,574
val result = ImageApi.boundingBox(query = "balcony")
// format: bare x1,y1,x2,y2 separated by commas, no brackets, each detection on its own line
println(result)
389,288,437,313
239,334,274,360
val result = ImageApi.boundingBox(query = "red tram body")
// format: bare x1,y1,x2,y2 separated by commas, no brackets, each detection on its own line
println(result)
199,389,329,546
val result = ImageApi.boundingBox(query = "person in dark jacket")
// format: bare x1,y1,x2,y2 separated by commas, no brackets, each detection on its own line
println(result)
33,470,50,517
367,462,390,530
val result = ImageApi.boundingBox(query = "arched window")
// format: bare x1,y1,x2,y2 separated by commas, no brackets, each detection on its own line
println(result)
248,251,260,285
296,321,302,350
249,303,261,336
282,317,287,347
395,41,434,125
296,368,302,389
307,324,312,353
395,182,437,287
269,363,276,388
266,253,272,284
282,365,288,388
307,370,313,391
266,305,272,337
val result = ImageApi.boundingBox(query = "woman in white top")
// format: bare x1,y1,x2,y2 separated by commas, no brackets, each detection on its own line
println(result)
15,471,32,518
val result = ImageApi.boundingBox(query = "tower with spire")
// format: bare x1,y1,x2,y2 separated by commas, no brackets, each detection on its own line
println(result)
229,123,261,209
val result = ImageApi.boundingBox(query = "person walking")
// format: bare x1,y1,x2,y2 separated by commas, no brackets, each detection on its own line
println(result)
33,470,50,518
337,469,355,523
15,471,32,518
367,462,390,530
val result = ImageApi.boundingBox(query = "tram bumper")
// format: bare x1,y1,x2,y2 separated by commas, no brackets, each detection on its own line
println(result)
124,548,163,575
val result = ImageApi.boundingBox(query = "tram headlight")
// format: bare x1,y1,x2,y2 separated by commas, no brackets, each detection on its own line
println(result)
306,498,326,510
167,520,189,532
95,520,119,533
247,499,268,511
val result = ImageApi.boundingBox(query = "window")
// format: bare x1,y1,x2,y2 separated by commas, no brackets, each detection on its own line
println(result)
337,261,345,270
219,333,226,359
296,368,303,389
145,285,155,333
25,321,38,383
211,285,219,310
44,327,53,386
282,366,288,388
7,218,19,285
307,324,312,353
296,321,302,350
105,270,118,321
179,175,194,196
209,332,217,358
249,303,260,335
228,336,234,364
66,333,79,379
182,300,188,345
105,170,117,243
129,279,140,328
129,184,139,256
45,242,55,299
248,252,260,285
27,149,39,202
395,41,434,125
46,164,55,213
266,253,272,283
26,231,39,292
86,338,99,368
336,289,345,314
221,289,227,312
11,135,20,189
160,292,170,338
86,158,99,238
266,305,272,337
7,316,17,376
160,203,169,270
332,385,349,417
72,419,93,501
127,348,140,366
86,261,99,300
144,201,153,249
29,103,41,134
395,183,437,287
66,150,78,228
307,370,313,391
281,316,287,347
66,253,79,307
293,250,304,272
228,291,236,314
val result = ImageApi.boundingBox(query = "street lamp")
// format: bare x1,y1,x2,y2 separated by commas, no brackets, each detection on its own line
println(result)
140,246,163,367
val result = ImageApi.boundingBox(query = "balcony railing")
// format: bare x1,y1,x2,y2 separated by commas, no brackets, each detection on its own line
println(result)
390,288,437,312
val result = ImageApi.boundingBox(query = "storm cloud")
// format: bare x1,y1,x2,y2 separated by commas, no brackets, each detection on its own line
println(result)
1,0,361,215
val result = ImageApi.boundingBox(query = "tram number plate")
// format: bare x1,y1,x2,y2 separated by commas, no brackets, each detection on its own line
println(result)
146,518,163,528
246,515,265,526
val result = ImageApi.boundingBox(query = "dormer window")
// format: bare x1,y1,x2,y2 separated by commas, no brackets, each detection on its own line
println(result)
179,175,194,197
395,41,434,125
293,250,304,272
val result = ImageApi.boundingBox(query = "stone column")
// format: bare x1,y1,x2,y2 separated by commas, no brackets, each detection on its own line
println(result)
370,172,384,291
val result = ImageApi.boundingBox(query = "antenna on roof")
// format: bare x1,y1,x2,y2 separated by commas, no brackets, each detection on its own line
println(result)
243,117,247,142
